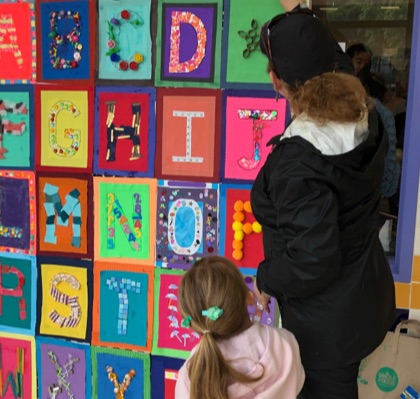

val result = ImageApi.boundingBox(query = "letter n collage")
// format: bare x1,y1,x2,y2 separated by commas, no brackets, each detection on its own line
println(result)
0,0,288,398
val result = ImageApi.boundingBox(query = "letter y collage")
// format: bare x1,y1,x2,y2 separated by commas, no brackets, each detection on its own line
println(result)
0,0,287,398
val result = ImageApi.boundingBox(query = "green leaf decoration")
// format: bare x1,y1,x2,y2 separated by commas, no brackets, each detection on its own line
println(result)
251,19,258,30
237,30,247,38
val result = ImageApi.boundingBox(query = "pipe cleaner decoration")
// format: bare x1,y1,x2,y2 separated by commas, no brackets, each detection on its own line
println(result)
232,200,262,261
106,10,145,71
238,20,259,58
49,11,82,69
106,365,135,399
47,351,80,399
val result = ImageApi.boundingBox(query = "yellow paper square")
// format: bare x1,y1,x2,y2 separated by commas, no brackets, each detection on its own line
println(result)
40,90,89,168
40,263,88,340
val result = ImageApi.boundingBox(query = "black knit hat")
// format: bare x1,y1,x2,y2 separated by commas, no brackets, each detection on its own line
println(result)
260,9,337,86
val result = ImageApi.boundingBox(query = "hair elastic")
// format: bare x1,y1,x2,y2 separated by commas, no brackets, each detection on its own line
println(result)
201,306,224,321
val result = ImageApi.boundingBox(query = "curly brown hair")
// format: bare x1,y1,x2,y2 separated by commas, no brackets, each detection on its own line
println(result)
268,61,372,124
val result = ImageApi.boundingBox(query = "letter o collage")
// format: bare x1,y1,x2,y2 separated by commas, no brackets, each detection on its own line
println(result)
0,0,287,398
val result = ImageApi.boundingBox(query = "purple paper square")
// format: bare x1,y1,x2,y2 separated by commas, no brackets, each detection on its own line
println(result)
0,177,30,249
39,343,87,399
162,4,216,81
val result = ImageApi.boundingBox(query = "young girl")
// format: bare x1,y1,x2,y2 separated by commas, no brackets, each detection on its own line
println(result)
175,256,304,399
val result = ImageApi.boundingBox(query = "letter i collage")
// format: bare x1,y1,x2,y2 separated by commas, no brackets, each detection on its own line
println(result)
0,0,287,398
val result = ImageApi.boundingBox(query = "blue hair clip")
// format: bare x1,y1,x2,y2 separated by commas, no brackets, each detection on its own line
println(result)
202,306,224,321
181,315,192,328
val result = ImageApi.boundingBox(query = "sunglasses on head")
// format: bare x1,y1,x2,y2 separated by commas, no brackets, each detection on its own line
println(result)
260,7,316,63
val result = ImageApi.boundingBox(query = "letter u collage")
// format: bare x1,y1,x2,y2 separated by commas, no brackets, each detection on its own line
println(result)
0,0,285,398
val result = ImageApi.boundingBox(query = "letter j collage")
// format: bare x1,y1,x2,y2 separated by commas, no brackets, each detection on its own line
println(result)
0,0,289,398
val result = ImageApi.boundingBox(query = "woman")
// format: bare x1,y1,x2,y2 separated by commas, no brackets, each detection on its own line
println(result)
251,7,396,399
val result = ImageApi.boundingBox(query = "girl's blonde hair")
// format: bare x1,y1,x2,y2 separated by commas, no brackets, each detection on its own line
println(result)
268,61,372,124
178,256,263,399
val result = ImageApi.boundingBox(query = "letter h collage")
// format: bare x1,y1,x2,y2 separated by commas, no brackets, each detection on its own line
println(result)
0,0,288,398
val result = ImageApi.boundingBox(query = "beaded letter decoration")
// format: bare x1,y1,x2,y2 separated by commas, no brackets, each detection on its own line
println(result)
106,366,135,399
106,10,145,72
49,11,82,70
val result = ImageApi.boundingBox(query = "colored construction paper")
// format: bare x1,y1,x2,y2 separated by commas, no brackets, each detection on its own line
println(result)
38,261,90,341
37,338,91,399
155,88,221,181
152,268,199,359
35,86,93,173
94,87,156,177
219,184,264,273
0,85,34,169
91,346,150,399
0,254,36,334
156,180,219,269
37,174,93,258
0,0,36,83
221,0,284,89
92,262,154,352
222,92,287,181
155,0,222,88
38,1,94,82
93,177,157,264
243,273,276,326
151,356,185,399
98,0,153,81
0,332,36,399
0,171,36,255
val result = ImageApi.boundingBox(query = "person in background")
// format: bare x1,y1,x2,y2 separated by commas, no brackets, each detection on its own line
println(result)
346,43,372,75
251,3,396,399
175,256,305,399
357,66,401,230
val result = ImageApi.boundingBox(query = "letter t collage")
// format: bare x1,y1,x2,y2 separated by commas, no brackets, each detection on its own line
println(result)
0,0,287,398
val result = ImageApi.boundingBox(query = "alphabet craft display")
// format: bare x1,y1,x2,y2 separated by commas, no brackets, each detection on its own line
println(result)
0,0,287,397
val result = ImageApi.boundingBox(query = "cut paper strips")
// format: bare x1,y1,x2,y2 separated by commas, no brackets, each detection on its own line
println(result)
243,273,276,327
0,254,36,334
222,91,287,181
0,171,36,255
98,0,153,81
35,85,94,173
151,356,185,399
92,262,154,352
155,0,222,88
0,332,35,399
152,268,199,359
38,259,92,342
219,184,264,274
37,174,93,258
156,180,219,269
94,177,157,264
0,0,36,83
221,0,284,89
36,338,91,399
37,0,96,82
0,85,34,170
94,87,156,177
155,88,221,181
91,346,150,399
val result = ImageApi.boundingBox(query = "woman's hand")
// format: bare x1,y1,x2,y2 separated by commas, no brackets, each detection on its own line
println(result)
254,279,271,313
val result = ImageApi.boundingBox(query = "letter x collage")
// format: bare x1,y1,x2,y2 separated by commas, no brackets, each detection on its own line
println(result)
0,0,290,398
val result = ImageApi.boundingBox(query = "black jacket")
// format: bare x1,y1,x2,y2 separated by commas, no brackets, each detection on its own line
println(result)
250,112,396,369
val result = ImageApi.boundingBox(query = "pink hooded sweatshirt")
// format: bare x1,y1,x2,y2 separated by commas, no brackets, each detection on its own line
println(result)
175,323,305,399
